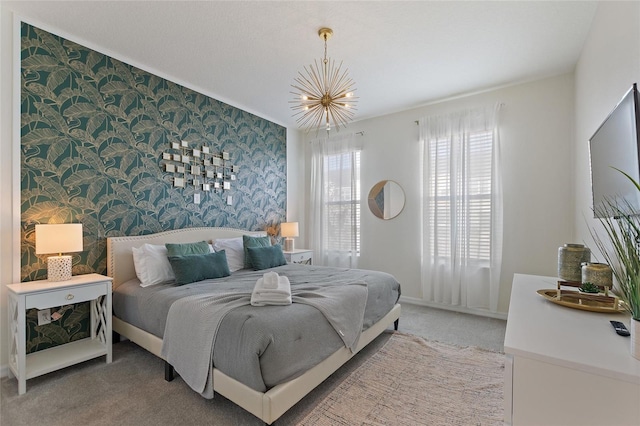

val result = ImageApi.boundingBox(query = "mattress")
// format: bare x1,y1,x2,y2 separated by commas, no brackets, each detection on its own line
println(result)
112,263,401,392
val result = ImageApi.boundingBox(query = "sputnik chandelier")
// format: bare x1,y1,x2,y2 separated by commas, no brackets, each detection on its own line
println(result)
290,28,358,134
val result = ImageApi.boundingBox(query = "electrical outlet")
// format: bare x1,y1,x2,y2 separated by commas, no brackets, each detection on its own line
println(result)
37,308,51,325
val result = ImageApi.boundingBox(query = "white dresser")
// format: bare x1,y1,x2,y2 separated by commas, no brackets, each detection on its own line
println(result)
504,274,640,425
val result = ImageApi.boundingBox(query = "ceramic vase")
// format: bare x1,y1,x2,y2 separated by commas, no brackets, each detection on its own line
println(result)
631,319,640,360
558,244,591,282
580,263,612,290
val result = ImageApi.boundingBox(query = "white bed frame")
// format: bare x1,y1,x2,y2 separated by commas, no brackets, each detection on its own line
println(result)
107,227,401,424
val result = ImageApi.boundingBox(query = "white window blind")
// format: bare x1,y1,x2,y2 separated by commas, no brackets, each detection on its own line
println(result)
323,151,361,254
427,130,493,263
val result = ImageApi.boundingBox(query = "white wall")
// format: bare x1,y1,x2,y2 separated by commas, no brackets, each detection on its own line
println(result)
0,5,17,375
299,73,576,315
574,2,640,252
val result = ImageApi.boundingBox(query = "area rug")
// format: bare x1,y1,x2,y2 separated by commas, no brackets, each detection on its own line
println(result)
298,332,504,425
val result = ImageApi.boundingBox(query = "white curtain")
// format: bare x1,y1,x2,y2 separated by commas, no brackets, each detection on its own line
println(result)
310,132,362,268
419,104,503,312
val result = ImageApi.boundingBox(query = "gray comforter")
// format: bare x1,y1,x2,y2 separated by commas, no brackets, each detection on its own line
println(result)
112,264,401,392
161,283,368,398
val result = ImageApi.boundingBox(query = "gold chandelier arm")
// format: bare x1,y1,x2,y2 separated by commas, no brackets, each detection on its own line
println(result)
328,103,353,127
333,71,355,95
310,59,327,94
294,65,324,98
327,60,343,95
296,104,325,131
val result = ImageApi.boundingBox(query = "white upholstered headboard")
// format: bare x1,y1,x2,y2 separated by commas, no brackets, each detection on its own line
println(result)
107,227,266,289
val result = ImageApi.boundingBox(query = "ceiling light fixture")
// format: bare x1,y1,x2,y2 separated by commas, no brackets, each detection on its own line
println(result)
290,28,357,134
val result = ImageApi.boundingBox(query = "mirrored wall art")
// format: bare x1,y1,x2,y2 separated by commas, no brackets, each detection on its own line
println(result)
161,140,238,201
368,180,406,220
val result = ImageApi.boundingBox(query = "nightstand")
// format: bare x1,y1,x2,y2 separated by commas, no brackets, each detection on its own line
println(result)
283,249,313,265
7,273,112,395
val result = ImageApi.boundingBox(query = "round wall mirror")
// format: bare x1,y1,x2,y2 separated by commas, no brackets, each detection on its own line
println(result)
368,180,405,220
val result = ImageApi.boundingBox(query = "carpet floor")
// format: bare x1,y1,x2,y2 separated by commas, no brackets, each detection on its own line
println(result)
299,333,504,425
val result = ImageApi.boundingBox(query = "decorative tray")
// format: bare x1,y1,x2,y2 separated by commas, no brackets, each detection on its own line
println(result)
537,289,625,313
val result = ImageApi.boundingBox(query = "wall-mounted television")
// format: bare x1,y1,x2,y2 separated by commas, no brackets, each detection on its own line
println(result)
589,83,640,218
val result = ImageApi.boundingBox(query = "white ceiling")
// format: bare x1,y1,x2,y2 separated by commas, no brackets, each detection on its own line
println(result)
4,1,598,128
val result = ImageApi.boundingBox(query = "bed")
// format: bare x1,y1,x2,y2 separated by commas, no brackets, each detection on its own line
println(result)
107,227,401,424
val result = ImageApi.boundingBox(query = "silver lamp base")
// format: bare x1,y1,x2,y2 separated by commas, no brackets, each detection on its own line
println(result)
284,238,294,252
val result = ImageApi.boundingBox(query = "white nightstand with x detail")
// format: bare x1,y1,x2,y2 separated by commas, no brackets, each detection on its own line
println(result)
7,273,112,395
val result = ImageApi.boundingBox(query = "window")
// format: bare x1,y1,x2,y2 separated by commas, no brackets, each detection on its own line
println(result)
427,130,492,262
324,151,361,254
310,133,362,268
420,104,502,312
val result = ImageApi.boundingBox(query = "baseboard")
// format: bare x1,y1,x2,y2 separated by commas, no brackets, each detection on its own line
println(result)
399,296,508,320
1,363,9,378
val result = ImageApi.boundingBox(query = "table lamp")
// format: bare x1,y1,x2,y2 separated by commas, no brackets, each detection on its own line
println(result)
280,222,299,252
35,223,83,282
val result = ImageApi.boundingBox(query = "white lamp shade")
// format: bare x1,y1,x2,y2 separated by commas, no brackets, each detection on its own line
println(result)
280,222,299,238
36,223,83,255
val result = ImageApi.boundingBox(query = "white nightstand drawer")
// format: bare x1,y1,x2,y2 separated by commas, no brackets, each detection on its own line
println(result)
26,282,107,309
289,253,309,263
284,249,313,265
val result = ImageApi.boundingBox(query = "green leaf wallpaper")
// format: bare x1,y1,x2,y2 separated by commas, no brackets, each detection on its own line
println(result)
26,304,90,353
20,23,286,352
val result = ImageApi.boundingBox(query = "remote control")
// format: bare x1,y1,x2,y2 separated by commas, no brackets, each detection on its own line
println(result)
610,320,630,337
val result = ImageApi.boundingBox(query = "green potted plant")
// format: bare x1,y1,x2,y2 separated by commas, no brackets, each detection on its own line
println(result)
590,168,640,359
578,282,601,294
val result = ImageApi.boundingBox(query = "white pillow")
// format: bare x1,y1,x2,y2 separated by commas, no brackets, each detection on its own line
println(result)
212,237,244,272
132,244,175,287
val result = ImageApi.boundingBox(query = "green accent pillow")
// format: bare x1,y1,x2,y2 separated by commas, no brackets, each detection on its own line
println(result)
247,244,287,270
165,241,210,256
243,235,271,268
167,251,231,285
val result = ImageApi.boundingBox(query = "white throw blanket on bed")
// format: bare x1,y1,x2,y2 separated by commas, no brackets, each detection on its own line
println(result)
251,272,292,306
161,283,368,399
